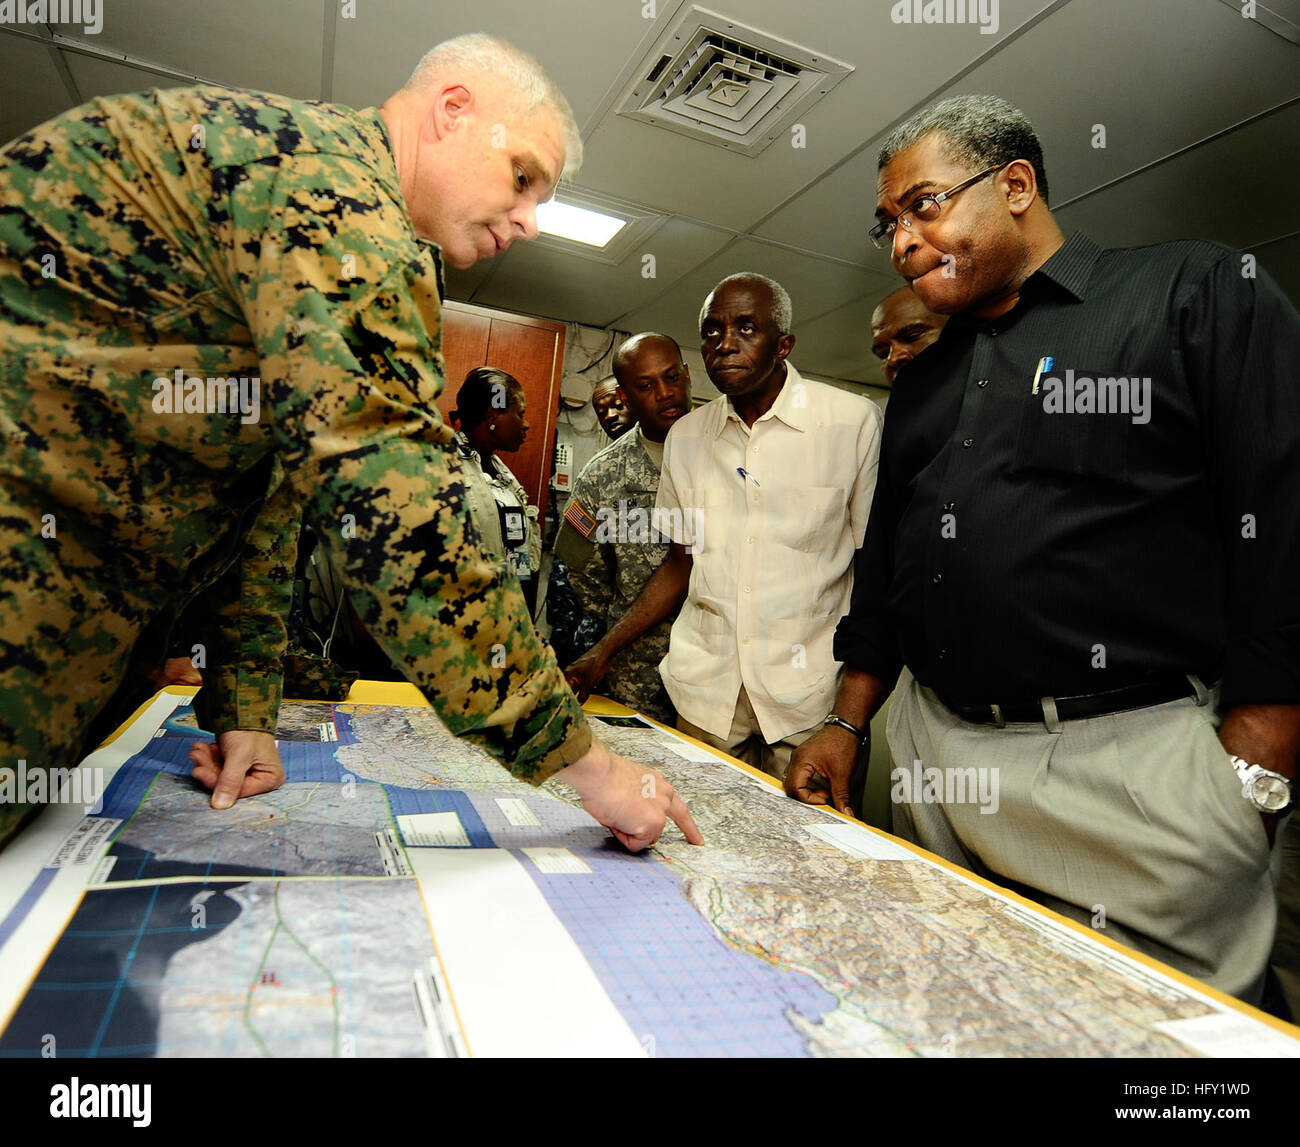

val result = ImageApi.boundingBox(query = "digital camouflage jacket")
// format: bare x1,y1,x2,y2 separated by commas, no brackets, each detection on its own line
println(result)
0,87,590,843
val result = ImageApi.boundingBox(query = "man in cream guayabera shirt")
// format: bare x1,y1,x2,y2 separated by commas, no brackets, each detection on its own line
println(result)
567,273,881,780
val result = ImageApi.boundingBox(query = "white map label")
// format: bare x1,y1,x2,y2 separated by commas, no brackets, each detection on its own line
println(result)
654,736,720,764
397,811,470,848
1154,1012,1300,1058
375,828,413,875
805,821,920,861
495,798,541,827
521,847,592,875
46,817,122,868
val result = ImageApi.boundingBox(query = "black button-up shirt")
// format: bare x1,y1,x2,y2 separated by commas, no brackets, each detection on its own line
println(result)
834,232,1300,710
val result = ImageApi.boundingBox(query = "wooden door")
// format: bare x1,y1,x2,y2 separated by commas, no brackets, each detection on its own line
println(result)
440,300,565,528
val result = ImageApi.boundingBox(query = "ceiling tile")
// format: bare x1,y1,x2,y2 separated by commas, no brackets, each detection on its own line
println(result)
756,0,1298,262
330,0,659,118
578,0,1056,227
1053,101,1300,256
469,217,733,327
63,53,178,101
0,35,75,143
54,0,324,96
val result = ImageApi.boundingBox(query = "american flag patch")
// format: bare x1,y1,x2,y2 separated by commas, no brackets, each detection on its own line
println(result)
563,499,598,539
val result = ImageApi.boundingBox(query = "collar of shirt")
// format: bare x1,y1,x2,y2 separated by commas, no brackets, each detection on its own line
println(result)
637,424,666,470
708,362,809,437
363,106,446,278
361,107,400,188
453,429,511,486
941,231,1102,340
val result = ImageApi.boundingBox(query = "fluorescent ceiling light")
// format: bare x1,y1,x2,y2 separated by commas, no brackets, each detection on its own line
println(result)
536,200,628,247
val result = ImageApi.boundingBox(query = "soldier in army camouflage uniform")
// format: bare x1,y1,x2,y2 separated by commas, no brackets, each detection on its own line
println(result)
0,34,700,852
556,334,691,724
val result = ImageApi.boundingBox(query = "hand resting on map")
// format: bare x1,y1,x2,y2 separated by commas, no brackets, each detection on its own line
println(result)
188,731,286,810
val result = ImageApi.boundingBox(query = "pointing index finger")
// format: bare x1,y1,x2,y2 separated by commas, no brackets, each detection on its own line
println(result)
667,792,704,845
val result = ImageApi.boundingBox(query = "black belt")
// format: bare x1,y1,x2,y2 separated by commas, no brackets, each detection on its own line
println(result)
940,675,1208,727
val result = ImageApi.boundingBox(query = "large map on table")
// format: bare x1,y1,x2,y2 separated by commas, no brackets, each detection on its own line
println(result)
0,698,1295,1058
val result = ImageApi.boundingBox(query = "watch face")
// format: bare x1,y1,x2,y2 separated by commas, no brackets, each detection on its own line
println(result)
1249,773,1291,813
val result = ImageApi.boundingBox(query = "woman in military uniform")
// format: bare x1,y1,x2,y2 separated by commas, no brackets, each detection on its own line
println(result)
450,367,542,604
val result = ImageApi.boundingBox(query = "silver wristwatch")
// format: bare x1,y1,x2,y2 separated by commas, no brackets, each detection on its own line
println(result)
1228,756,1294,815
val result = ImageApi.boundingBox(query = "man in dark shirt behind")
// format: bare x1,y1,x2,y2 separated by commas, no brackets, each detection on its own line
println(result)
786,94,1300,1003
870,286,947,387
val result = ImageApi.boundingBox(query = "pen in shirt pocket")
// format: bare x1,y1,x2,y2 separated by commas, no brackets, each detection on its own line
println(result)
1031,355,1055,395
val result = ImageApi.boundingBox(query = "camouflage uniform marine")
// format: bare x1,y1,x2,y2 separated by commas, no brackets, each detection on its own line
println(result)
0,87,590,845
554,428,675,724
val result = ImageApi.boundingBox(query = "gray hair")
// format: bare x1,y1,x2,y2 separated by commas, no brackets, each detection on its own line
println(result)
405,33,582,177
699,273,794,336
878,94,1048,206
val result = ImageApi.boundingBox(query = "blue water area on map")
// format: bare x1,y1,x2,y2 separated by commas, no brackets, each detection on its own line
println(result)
278,741,354,784
384,787,493,847
82,702,838,1055
96,712,361,823
97,732,196,820
464,791,608,851
333,708,359,744
516,841,838,1057
0,881,249,1058
97,704,496,855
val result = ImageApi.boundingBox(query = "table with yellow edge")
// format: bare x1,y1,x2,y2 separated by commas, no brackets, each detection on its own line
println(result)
0,679,1296,1060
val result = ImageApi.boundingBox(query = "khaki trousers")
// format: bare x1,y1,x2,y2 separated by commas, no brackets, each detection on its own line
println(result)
677,685,820,783
1270,814,1300,1018
887,667,1280,1003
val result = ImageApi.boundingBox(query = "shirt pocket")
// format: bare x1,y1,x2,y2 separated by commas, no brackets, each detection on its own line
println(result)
763,618,838,707
1011,367,1134,483
665,594,730,688
676,486,729,557
768,485,846,552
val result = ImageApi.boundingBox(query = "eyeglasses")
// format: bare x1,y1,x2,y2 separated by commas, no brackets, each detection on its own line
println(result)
869,163,1008,250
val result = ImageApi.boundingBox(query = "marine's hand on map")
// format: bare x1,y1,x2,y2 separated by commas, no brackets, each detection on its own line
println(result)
563,647,609,703
188,730,285,811
560,736,704,851
785,727,857,817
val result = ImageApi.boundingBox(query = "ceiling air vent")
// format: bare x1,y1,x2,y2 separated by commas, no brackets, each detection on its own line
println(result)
617,7,852,157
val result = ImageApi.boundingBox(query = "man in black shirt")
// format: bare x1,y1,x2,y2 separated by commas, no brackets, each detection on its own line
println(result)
786,94,1299,1003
